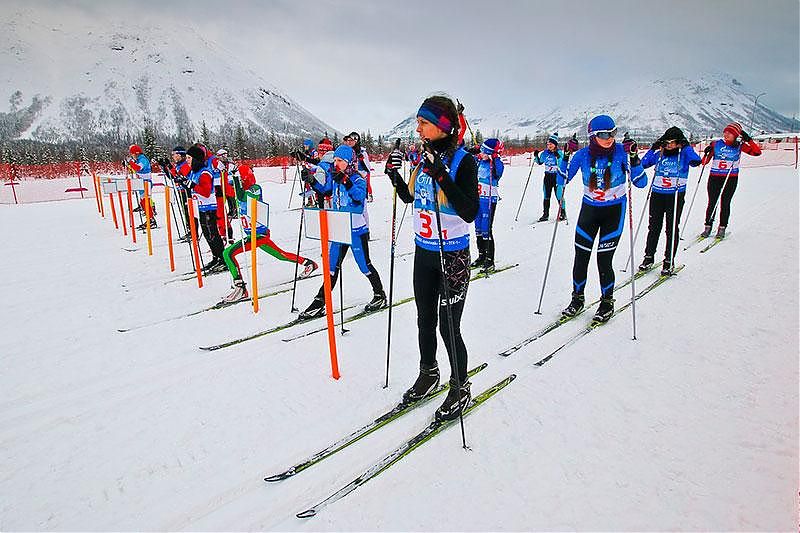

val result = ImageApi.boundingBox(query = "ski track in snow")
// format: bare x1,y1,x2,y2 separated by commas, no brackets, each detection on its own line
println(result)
0,160,797,531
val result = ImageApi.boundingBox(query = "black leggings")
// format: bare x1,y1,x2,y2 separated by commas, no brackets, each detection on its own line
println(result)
413,246,470,382
199,210,225,259
644,191,685,261
705,174,739,227
572,202,625,298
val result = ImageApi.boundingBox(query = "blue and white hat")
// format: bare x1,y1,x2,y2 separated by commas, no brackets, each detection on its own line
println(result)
333,144,354,162
546,133,559,146
587,115,617,136
480,138,504,156
303,138,314,148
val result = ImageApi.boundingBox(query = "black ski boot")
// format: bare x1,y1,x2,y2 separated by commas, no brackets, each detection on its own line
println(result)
299,296,325,320
661,259,673,276
470,238,486,268
639,255,655,272
700,224,712,238
538,199,550,222
365,292,387,312
562,292,585,317
401,364,440,404
435,377,471,421
483,238,495,271
557,209,567,222
203,257,226,274
593,296,615,323
716,225,726,239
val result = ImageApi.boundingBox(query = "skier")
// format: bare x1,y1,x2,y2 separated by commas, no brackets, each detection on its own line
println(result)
126,144,157,229
185,144,227,273
471,138,504,270
344,132,373,202
159,146,193,241
214,148,240,231
533,133,567,222
220,165,318,304
384,95,479,421
559,115,647,323
297,144,387,319
406,142,422,168
699,122,762,238
639,126,702,274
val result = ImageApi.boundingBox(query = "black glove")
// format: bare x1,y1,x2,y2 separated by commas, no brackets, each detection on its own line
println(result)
533,150,540,159
563,152,570,164
466,145,480,155
629,151,641,167
628,140,638,154
422,145,447,182
291,150,307,162
740,130,752,142
332,171,347,184
385,149,403,170
651,139,662,151
704,145,713,156
300,168,314,184
456,99,465,115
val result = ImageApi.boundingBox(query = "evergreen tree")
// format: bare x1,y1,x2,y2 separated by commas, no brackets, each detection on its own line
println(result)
200,121,211,147
474,129,484,146
234,124,247,160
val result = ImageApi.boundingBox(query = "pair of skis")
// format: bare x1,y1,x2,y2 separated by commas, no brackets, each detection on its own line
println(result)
262,365,515,519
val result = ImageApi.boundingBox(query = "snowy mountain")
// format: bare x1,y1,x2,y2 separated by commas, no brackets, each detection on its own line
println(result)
385,73,796,141
0,8,337,144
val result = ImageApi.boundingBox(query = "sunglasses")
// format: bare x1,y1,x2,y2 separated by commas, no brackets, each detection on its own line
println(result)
593,129,617,140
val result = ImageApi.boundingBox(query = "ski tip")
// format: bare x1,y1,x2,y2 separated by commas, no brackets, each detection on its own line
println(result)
508,374,517,382
296,509,317,519
117,328,130,333
477,362,489,371
264,472,293,483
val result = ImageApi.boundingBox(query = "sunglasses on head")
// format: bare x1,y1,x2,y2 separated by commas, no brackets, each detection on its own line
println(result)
593,129,617,140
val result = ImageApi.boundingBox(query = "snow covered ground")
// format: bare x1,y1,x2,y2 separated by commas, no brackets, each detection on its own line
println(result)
0,159,797,531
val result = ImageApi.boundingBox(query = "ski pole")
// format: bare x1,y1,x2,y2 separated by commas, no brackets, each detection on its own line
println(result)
430,154,468,449
622,153,659,272
667,178,680,274
384,140,401,388
290,161,305,312
287,158,300,209
514,153,536,222
679,162,707,238
338,265,348,335
625,171,638,340
482,157,494,278
534,193,565,314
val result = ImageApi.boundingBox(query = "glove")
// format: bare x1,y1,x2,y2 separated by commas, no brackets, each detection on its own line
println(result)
563,152,570,164
385,149,403,170
422,145,447,182
332,171,347,184
629,150,641,167
533,150,540,159
466,145,480,155
627,140,638,155
291,150,307,162
456,99,465,115
651,139,662,151
740,130,752,142
703,145,713,156
300,168,314,184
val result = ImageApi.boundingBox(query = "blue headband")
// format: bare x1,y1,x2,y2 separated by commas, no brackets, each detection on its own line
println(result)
417,103,455,135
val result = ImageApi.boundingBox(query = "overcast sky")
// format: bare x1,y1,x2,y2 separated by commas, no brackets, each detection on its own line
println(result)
19,0,800,133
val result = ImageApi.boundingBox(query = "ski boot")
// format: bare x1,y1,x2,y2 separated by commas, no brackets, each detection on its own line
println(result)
299,296,325,320
470,254,486,269
593,296,615,323
300,259,318,278
700,225,712,238
364,291,387,312
178,233,192,243
716,226,726,239
149,218,158,229
401,364,440,405
661,259,673,277
639,255,655,272
220,279,249,305
562,292,585,318
537,213,549,222
202,257,226,274
557,208,567,222
435,378,471,421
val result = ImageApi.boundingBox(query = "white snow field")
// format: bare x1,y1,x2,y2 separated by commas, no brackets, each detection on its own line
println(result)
1,158,797,531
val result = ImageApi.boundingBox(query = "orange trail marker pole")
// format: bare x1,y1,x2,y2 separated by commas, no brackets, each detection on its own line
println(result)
144,181,153,256
109,191,118,229
117,191,127,236
165,185,175,271
92,173,101,214
187,198,203,288
126,178,137,244
250,196,259,313
319,209,340,380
